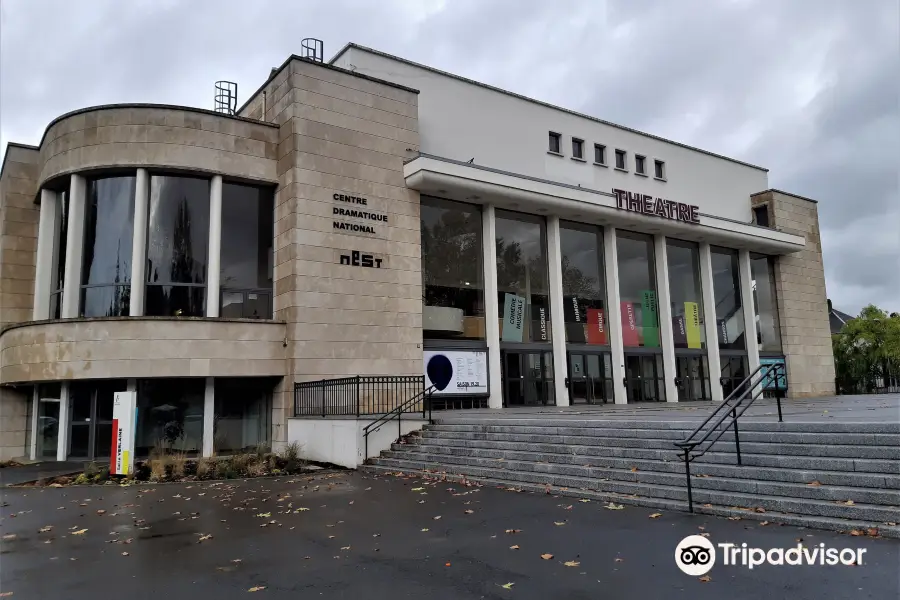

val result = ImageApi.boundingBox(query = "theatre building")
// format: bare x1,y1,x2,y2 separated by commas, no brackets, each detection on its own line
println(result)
0,42,835,463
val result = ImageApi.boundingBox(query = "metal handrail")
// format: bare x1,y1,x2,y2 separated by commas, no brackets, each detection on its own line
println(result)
674,363,785,512
363,385,436,460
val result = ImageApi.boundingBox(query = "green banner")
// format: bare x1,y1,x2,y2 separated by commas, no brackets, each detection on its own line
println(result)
641,290,659,347
684,301,702,349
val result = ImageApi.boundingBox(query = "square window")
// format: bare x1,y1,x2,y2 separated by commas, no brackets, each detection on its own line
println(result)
594,144,606,164
549,131,561,154
635,155,646,174
615,149,627,170
753,205,770,227
654,159,666,179
572,138,584,159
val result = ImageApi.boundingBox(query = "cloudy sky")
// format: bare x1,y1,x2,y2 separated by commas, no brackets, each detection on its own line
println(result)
2,0,897,314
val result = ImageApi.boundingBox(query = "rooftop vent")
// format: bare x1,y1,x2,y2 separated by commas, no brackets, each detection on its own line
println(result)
214,81,238,115
301,38,324,62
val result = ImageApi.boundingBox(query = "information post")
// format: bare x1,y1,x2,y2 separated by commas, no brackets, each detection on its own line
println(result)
110,391,137,476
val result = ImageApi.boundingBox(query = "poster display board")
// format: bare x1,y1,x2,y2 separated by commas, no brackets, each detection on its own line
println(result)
110,391,137,476
424,350,490,395
760,357,788,391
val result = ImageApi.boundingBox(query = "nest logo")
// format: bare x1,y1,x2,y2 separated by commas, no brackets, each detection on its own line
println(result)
675,535,716,576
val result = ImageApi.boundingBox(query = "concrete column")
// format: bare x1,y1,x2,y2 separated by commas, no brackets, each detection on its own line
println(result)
202,377,215,457
206,175,223,318
653,235,678,402
546,216,570,406
482,204,503,409
129,169,149,316
739,249,761,376
602,226,627,404
699,243,723,400
29,388,40,460
61,174,87,318
33,190,59,320
56,382,70,461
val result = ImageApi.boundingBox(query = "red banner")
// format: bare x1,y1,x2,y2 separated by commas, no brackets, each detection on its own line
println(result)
586,308,607,345
620,301,640,347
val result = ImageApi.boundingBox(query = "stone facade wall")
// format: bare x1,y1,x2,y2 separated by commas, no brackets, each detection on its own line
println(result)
0,144,40,330
751,190,835,397
243,58,423,446
0,318,287,384
38,106,279,186
0,386,29,461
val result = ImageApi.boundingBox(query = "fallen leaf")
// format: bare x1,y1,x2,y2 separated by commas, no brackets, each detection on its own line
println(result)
699,575,711,583
38,526,53,533
866,528,879,537
700,533,710,538
614,557,623,563
578,499,590,503
121,552,129,556
604,503,624,510
411,487,424,492
841,500,855,506
232,559,243,563
96,510,106,515
247,586,266,592
421,528,429,532
727,517,741,521
509,545,520,550
849,529,863,536
294,508,309,512
554,521,566,526
540,553,554,560
2,534,16,541
198,534,213,542
464,510,474,514
885,522,897,526
256,512,271,518
760,521,770,526
649,513,662,519
702,504,713,508
807,480,822,487
500,583,514,590
72,529,88,535
754,507,766,513
630,467,638,472
505,529,522,534
564,561,580,567
340,546,350,550
433,516,442,520
328,535,336,539
697,526,705,531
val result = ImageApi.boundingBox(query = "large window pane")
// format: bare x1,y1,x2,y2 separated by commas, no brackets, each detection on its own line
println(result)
50,190,69,319
214,378,272,454
711,247,745,350
220,183,274,318
81,176,135,317
560,222,606,344
495,210,550,342
135,378,205,456
146,176,209,316
616,231,659,348
421,197,484,340
751,254,782,352
666,239,706,349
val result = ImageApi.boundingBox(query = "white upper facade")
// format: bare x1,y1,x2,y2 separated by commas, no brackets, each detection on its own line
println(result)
331,44,769,224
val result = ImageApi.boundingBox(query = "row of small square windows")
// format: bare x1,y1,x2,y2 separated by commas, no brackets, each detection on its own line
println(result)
548,131,666,180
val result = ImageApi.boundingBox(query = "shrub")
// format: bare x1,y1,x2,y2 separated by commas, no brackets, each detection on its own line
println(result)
196,457,216,479
281,441,302,463
170,452,187,479
246,458,267,478
230,453,252,475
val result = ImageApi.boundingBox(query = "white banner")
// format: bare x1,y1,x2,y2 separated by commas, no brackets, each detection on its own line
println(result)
111,391,137,475
424,350,489,395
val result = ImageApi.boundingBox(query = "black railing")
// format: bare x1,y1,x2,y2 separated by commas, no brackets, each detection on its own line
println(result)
363,385,436,460
674,363,786,513
294,375,425,417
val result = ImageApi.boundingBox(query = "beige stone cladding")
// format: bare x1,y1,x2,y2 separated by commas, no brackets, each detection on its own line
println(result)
243,58,423,446
0,318,287,384
0,144,40,330
751,190,835,397
0,386,29,461
38,106,279,186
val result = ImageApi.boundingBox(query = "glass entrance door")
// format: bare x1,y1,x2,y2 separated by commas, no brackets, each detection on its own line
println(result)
721,355,748,398
37,400,61,459
502,351,554,407
675,355,711,401
568,353,612,404
68,381,124,460
624,353,665,402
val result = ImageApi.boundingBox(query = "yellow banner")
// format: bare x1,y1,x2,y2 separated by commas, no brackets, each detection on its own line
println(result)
685,302,702,349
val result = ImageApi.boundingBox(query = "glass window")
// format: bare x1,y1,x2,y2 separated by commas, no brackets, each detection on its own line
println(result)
616,231,658,348
135,378,205,456
751,253,782,352
594,144,606,165
146,176,210,316
549,132,561,154
572,138,584,159
654,160,666,179
635,155,646,174
711,247,745,350
220,183,274,319
560,222,606,344
421,197,485,340
666,239,706,349
496,210,551,342
81,176,135,317
753,205,770,227
214,378,272,454
615,149,627,170
50,190,68,319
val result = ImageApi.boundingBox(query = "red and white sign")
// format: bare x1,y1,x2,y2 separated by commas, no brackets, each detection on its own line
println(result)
110,391,137,476
621,302,640,347
586,308,607,345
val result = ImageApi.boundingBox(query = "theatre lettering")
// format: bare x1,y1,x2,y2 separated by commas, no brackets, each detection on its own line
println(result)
612,188,700,224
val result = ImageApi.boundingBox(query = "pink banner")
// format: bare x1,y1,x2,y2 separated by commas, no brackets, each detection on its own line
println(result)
620,301,640,347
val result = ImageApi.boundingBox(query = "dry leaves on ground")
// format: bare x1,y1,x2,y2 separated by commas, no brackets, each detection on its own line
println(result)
578,499,590,503
411,487,424,492
464,510,474,514
198,534,213,542
421,528,429,532
563,561,580,567
509,545,520,550
699,575,711,583
540,553,554,560
247,586,266,592
604,503,624,510
649,513,662,519
760,521,770,526
840,500,855,506
72,529,88,535
38,526,52,533
500,583,514,590
807,480,822,487
554,521,566,526
2,534,16,541
505,529,522,534
727,516,741,521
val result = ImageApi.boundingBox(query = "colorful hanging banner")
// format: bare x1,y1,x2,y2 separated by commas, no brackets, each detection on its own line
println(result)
641,290,659,347
586,308,607,345
564,296,586,342
501,293,526,342
684,301,702,349
532,305,549,341
620,301,640,347
672,315,687,346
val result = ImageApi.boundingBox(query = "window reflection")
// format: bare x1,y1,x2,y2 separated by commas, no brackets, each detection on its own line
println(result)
559,222,606,344
616,231,658,348
711,247,745,350
666,240,706,349
136,378,205,456
214,378,272,454
146,176,209,316
495,210,551,342
81,176,135,317
751,254,782,352
220,183,274,318
421,197,485,339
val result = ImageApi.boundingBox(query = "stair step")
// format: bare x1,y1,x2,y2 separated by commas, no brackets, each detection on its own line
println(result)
370,456,900,523
383,449,900,505
361,463,900,539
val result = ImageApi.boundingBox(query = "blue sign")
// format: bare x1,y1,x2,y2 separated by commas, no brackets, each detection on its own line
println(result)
760,357,787,391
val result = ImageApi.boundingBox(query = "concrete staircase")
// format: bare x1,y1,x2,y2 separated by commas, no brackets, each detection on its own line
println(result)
365,417,900,538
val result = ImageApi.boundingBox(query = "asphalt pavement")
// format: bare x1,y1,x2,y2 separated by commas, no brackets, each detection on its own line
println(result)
1,470,897,599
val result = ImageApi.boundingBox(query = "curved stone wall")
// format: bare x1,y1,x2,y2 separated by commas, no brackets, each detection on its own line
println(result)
38,105,279,186
0,317,287,384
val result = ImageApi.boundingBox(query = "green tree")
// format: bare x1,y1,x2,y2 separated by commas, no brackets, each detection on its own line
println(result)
832,305,900,393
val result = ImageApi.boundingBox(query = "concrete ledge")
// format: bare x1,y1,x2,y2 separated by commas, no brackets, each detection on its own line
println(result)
0,317,287,383
287,416,426,468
